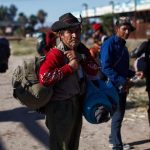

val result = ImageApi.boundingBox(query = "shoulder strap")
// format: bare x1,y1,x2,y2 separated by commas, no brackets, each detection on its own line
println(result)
113,48,125,68
56,41,66,53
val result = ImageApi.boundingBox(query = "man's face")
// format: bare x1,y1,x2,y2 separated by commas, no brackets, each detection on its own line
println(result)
93,30,100,39
116,25,132,40
60,25,81,49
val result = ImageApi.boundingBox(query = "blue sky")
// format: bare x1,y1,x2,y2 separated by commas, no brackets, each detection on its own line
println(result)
1,0,126,23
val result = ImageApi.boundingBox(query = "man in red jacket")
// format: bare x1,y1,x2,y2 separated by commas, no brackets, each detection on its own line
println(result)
39,12,98,150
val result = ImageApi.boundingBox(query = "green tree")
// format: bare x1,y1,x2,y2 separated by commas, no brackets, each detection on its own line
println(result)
0,6,8,20
100,13,118,35
28,14,38,33
0,5,17,21
37,9,47,26
9,4,17,21
28,14,38,27
16,12,28,36
17,12,28,26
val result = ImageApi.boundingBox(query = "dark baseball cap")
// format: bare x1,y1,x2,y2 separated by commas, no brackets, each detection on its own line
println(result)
116,16,136,31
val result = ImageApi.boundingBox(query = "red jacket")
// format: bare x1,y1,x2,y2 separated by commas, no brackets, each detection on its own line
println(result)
39,44,98,87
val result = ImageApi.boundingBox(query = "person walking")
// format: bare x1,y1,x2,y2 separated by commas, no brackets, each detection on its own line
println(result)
92,23,108,44
38,12,98,150
130,29,150,127
89,23,109,61
100,16,143,150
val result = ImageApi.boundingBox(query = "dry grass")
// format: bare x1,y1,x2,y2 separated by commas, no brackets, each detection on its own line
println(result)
10,37,38,56
127,81,148,109
9,38,148,108
126,39,145,52
10,37,146,56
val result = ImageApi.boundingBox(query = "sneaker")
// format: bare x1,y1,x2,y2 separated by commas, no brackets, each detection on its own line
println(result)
109,144,131,150
123,144,131,150
109,143,113,148
112,146,123,150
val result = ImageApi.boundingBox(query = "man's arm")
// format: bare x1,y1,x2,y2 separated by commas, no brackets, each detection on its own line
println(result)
100,42,126,88
39,48,73,86
130,41,147,58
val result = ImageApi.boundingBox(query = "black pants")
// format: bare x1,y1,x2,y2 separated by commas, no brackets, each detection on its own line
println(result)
45,97,82,150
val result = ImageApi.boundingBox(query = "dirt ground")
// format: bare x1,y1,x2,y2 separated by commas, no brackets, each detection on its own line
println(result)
0,55,150,150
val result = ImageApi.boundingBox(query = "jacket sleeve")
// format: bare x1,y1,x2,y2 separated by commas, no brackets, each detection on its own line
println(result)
39,48,73,86
100,42,126,88
130,41,147,58
127,69,135,78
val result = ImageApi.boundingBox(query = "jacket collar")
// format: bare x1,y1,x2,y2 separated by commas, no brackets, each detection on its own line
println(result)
113,34,126,46
56,41,67,52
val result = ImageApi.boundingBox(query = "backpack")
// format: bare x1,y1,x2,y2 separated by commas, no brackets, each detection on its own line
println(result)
36,31,56,56
83,79,119,124
36,32,46,56
12,56,53,109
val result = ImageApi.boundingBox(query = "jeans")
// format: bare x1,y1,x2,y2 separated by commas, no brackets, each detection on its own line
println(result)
109,93,127,149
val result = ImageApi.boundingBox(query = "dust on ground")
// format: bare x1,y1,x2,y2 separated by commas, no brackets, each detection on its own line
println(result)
0,55,150,150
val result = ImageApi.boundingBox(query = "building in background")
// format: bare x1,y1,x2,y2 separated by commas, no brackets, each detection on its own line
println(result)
72,0,150,39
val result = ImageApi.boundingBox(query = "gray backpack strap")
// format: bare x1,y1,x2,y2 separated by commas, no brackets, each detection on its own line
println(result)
113,48,125,68
56,41,66,53
56,41,69,63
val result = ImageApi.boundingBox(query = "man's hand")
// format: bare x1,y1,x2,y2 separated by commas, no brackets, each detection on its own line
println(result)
68,59,79,71
64,50,77,61
135,71,144,79
123,80,134,94
124,71,144,94
64,50,79,71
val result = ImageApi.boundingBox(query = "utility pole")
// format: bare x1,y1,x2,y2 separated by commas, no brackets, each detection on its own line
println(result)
82,3,88,19
134,0,137,39
109,1,114,15
82,3,89,26
109,1,115,25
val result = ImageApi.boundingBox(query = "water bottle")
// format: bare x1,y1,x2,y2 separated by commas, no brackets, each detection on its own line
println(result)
130,76,140,83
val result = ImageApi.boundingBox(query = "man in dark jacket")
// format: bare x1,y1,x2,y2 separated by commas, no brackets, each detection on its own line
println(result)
100,17,143,150
130,30,150,127
39,13,98,150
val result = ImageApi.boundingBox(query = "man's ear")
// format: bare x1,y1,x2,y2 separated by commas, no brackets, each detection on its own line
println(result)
58,31,63,41
114,26,119,33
